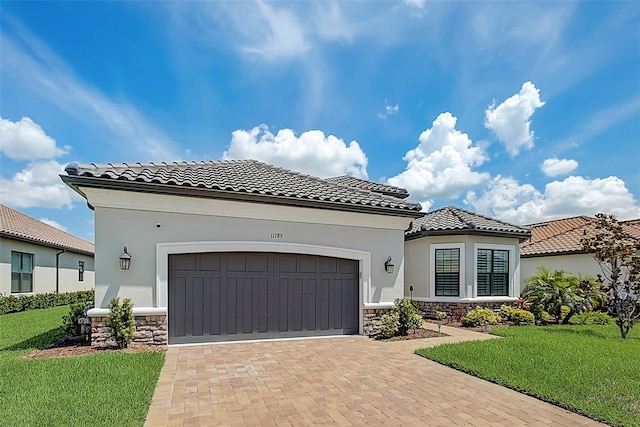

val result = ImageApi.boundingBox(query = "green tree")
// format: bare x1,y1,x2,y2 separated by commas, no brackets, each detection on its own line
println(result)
522,267,602,324
582,213,640,339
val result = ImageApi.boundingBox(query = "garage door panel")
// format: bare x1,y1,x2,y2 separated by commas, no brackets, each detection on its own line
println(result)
209,277,221,335
339,259,357,274
248,254,269,272
303,278,317,331
320,257,337,274
191,277,205,337
227,254,246,272
253,277,268,334
330,279,343,329
171,276,187,338
278,254,297,272
169,252,358,344
200,253,221,271
173,254,197,271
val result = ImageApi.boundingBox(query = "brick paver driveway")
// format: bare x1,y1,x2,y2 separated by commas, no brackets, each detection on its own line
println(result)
145,324,604,426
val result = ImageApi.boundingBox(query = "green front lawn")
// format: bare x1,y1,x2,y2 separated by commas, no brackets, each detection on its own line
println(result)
417,323,640,427
0,306,165,426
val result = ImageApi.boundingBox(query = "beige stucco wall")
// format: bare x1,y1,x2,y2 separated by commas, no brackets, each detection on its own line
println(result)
81,188,412,310
521,253,602,285
0,237,95,295
405,234,522,302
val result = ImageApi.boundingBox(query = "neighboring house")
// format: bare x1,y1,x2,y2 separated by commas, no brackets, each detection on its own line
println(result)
61,160,423,346
520,215,640,283
404,206,531,313
0,204,95,295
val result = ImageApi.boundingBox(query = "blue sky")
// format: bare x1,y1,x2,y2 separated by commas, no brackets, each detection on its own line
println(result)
1,1,639,243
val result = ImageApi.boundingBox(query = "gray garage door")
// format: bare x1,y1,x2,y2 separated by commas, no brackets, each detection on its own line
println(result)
168,252,359,344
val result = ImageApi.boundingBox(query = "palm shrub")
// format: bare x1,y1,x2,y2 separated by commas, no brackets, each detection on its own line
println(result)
378,298,423,337
107,297,135,349
521,267,603,324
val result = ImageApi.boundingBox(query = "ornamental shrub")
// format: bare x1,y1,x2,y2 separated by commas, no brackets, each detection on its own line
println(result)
62,303,90,337
499,305,535,325
377,298,423,338
499,305,516,319
379,311,399,338
461,306,500,327
510,309,535,325
107,297,135,349
0,290,94,315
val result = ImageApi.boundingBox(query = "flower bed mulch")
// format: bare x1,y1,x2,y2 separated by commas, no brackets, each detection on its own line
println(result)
375,326,448,341
22,336,164,360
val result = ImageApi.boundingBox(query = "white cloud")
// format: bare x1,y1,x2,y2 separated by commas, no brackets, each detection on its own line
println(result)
405,0,426,8
39,218,68,232
377,100,400,119
387,112,490,203
0,161,78,209
223,125,368,178
2,28,179,161
465,175,640,224
541,157,578,177
0,117,68,160
242,2,310,60
485,82,545,156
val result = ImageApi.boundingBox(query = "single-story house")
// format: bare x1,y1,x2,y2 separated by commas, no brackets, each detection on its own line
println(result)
0,204,95,295
404,206,531,314
60,160,529,347
520,215,640,283
61,160,424,346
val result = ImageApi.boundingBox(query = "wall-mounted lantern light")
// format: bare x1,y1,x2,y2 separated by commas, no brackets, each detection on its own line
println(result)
119,247,132,270
384,256,394,274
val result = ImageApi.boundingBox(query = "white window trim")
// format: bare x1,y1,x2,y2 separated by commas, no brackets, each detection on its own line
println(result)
473,243,516,298
429,243,465,300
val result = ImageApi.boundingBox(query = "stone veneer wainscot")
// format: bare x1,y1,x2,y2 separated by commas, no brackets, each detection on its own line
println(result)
91,315,167,348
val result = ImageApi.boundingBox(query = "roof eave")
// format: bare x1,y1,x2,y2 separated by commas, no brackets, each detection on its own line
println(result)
405,228,531,241
520,249,587,258
61,175,425,219
0,232,94,256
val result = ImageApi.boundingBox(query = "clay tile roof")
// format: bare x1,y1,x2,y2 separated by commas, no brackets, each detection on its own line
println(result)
325,176,410,199
0,204,94,255
406,206,530,239
61,160,423,217
521,215,640,257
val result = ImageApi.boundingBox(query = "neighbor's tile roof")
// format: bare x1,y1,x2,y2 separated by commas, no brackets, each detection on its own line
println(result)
406,206,530,239
62,160,423,216
0,204,94,255
520,216,640,257
325,176,410,199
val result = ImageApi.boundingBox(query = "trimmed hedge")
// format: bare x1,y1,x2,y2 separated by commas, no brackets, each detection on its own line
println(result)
0,290,94,315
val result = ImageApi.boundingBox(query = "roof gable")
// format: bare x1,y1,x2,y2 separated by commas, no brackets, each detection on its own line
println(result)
406,206,530,239
0,204,94,255
61,160,423,218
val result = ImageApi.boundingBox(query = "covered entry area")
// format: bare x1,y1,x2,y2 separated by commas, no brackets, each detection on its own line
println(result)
168,252,359,344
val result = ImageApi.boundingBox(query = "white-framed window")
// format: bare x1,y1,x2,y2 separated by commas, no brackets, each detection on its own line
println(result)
474,244,515,298
11,251,34,293
430,243,465,299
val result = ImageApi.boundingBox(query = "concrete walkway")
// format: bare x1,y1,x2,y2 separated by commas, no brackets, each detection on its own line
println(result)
144,324,604,426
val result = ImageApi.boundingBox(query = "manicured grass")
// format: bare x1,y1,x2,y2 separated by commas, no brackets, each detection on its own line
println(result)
0,306,165,427
416,323,640,427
